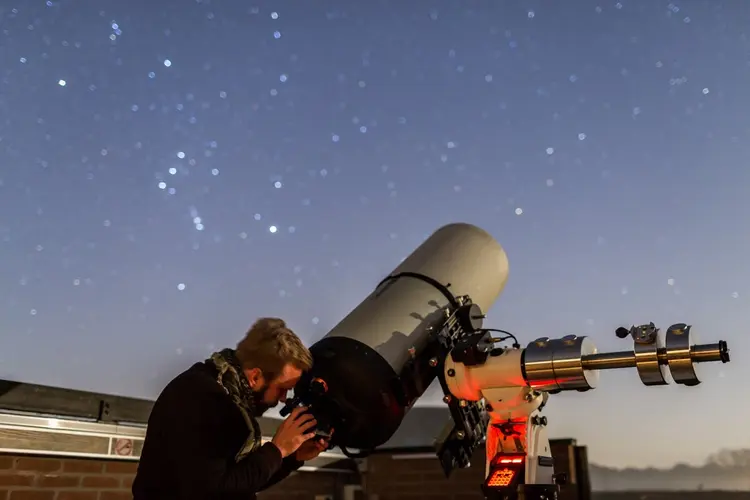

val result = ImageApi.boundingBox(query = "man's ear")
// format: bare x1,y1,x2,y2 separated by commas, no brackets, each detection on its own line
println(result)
244,368,263,388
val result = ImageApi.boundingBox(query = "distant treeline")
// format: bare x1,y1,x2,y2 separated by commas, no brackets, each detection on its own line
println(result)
595,492,750,500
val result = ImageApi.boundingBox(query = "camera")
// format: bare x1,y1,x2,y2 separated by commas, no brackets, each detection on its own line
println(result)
280,377,334,440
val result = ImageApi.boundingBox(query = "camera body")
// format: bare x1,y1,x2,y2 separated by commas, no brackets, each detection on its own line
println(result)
280,377,334,440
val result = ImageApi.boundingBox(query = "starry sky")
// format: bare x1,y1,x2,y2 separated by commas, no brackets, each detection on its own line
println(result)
1,0,749,468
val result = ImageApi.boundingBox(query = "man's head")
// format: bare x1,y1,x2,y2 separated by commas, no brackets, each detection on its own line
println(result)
235,317,313,415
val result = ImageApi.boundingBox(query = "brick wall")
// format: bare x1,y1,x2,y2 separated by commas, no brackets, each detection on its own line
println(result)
258,470,346,500
5,452,746,500
0,442,579,500
0,453,349,500
0,452,485,500
0,454,135,500
4,453,749,500
363,451,487,500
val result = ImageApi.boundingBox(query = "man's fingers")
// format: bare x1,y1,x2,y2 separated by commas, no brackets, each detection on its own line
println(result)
295,413,314,422
290,406,308,418
299,419,318,433
295,415,317,428
303,432,317,441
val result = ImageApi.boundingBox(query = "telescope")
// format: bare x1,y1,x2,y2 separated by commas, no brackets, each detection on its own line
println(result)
280,223,730,500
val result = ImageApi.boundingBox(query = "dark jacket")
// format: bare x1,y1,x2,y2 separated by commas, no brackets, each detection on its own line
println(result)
132,362,303,500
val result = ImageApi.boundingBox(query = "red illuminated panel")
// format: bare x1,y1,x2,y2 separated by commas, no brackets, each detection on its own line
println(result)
486,467,517,487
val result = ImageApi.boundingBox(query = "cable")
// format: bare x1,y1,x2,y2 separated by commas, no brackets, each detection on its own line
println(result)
482,328,521,349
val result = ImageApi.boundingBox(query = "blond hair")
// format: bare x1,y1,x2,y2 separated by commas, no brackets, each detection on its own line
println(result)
235,317,313,380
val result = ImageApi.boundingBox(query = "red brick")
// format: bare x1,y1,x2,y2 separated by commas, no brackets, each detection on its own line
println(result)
61,460,103,474
98,493,132,500
104,462,137,474
0,457,13,470
57,492,97,500
37,473,81,487
80,475,119,488
120,475,134,489
0,473,35,487
8,492,55,500
14,458,61,473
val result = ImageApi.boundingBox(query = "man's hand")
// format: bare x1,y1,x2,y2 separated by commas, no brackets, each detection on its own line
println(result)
294,437,330,462
271,407,317,458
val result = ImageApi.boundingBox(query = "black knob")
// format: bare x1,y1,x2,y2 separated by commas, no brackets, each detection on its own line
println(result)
615,327,630,339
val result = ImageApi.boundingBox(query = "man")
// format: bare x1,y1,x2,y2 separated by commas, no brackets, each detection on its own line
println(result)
133,317,329,500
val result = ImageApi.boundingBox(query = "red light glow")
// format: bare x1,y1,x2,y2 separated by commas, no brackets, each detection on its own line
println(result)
486,467,516,487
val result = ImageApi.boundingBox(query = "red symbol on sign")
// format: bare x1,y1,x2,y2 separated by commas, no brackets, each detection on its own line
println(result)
114,438,134,457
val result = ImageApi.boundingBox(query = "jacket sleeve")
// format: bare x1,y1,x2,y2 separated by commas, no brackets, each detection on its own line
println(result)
258,455,304,492
163,388,287,499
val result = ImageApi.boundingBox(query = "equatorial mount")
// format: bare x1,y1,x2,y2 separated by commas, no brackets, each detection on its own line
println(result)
430,309,732,478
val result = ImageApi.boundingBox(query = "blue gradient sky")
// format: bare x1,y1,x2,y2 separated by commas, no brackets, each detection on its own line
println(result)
1,0,748,468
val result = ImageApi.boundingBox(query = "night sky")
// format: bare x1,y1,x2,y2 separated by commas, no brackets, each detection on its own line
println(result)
1,0,749,468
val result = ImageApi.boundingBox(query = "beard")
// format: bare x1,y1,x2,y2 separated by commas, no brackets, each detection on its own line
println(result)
251,383,274,416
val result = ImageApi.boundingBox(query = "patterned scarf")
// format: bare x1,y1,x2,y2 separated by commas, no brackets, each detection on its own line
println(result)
207,348,263,462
